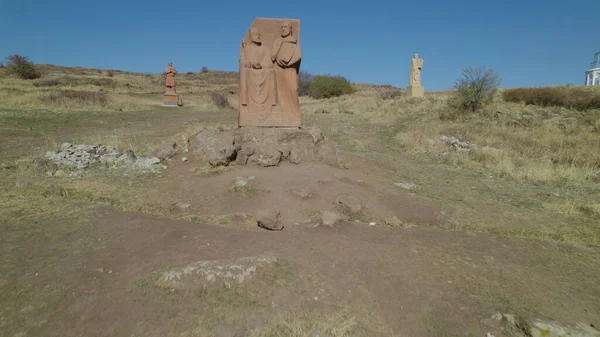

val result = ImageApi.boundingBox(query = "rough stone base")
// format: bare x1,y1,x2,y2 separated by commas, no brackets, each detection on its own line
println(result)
163,94,179,107
188,126,344,168
407,86,425,98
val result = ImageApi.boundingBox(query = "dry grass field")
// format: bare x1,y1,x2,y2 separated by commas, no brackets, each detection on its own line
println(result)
1,64,600,337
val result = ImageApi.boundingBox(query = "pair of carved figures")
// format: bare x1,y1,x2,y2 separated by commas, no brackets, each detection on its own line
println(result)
239,20,302,127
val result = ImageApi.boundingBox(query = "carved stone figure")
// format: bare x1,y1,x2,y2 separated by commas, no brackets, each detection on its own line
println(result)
240,27,277,120
271,20,302,119
239,18,302,127
163,62,179,106
407,54,424,97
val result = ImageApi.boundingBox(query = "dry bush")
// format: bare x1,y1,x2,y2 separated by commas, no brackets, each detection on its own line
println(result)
32,76,116,88
308,75,355,99
201,66,209,73
4,54,41,80
379,89,404,100
211,92,230,109
39,90,109,106
447,66,500,116
503,87,600,111
298,71,313,96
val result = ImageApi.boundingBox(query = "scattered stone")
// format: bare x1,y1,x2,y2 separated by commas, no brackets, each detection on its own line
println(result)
54,170,67,177
369,222,377,226
314,108,330,114
435,136,477,152
45,143,163,172
181,157,188,162
256,209,283,231
335,194,362,214
394,182,417,190
290,187,313,199
229,176,255,194
188,127,344,168
156,255,279,289
320,211,345,227
171,201,191,211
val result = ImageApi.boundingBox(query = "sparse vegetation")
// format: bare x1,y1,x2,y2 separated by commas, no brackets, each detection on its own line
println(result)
32,76,116,88
201,66,209,73
4,54,41,79
307,75,355,99
39,90,109,106
503,86,600,110
446,66,500,117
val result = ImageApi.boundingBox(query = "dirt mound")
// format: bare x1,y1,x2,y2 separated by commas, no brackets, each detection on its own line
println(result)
187,126,344,168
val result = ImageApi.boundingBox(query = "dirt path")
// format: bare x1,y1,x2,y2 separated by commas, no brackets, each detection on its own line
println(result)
3,204,599,337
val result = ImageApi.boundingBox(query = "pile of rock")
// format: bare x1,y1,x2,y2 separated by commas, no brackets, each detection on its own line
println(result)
434,136,478,152
188,126,344,168
44,143,164,176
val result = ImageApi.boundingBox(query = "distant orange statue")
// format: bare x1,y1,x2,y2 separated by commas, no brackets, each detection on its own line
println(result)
238,18,302,127
163,62,179,106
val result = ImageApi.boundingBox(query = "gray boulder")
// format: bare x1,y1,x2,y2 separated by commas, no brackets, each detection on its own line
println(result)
256,209,283,231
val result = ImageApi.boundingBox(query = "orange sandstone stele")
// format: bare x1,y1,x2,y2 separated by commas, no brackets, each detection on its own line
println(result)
239,18,302,127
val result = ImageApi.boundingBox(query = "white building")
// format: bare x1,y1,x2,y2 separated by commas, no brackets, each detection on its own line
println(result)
585,51,600,86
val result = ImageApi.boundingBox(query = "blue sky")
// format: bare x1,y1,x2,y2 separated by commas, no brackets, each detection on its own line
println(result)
0,0,596,90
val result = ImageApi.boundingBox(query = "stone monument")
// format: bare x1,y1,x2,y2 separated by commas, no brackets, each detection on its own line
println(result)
163,62,179,106
239,18,302,127
407,54,424,97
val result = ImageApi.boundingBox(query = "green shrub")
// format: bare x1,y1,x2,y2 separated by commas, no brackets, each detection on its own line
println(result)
4,54,41,79
307,75,355,99
447,66,500,114
503,87,600,111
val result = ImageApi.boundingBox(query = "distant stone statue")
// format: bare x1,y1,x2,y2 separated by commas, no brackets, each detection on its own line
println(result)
238,18,302,127
407,54,424,97
163,62,179,106
240,27,277,119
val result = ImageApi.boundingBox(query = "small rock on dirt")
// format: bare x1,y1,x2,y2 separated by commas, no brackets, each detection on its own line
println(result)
231,213,249,223
335,194,362,214
256,209,283,231
394,182,417,190
171,201,191,211
153,142,177,161
290,187,313,199
320,211,345,227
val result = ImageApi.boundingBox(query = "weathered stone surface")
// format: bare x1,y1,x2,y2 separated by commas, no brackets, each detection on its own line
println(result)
239,18,302,127
189,129,238,166
320,211,345,227
335,194,362,214
256,209,283,231
153,142,177,161
44,143,163,174
188,127,343,168
156,255,279,289
394,182,417,190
